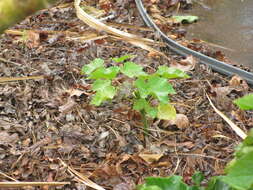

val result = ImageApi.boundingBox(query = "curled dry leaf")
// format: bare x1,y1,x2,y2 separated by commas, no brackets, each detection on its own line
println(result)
171,55,196,71
138,153,163,164
229,75,243,86
163,114,189,129
213,86,233,97
229,75,249,90
66,88,89,97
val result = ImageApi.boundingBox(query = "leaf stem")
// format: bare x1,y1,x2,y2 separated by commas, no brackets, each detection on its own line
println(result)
140,109,149,135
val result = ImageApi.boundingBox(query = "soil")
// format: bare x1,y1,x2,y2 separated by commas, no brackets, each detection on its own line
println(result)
0,0,252,190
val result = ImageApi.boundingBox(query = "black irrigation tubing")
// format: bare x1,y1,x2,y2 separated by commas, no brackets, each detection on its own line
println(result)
135,0,253,86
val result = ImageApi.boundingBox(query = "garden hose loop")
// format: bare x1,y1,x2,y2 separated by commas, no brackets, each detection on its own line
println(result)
135,0,253,85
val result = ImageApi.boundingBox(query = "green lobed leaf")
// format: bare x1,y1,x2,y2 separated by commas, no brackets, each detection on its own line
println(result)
221,151,253,190
142,176,189,190
81,58,104,75
156,66,189,79
233,94,253,110
134,78,150,99
91,86,117,106
133,98,157,118
135,76,176,104
145,104,158,119
220,129,253,190
242,129,253,147
112,54,135,63
148,76,176,103
192,172,204,186
92,79,111,91
189,186,204,190
90,79,117,106
157,103,176,120
206,177,232,190
90,92,104,106
218,129,253,190
133,98,146,111
89,66,120,79
120,61,147,78
137,185,162,190
231,129,253,161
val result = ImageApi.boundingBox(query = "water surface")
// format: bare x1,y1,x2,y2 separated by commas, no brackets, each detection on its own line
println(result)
185,0,253,68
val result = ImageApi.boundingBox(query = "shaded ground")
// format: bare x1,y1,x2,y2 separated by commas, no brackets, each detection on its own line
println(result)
0,0,252,189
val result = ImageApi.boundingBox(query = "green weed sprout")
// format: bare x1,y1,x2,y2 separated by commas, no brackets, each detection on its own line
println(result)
234,94,253,110
81,55,189,133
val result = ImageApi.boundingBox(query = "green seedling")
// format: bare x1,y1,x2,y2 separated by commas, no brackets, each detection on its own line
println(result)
233,94,253,110
81,55,189,133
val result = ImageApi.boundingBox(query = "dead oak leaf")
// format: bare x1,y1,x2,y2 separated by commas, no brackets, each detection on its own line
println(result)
138,153,163,164
66,88,89,97
229,75,243,86
163,114,189,129
213,86,233,97
229,75,249,91
171,55,196,71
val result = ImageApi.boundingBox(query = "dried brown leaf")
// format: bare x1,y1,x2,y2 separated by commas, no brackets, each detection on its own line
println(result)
163,114,189,129
138,153,163,164
171,55,196,71
59,98,77,113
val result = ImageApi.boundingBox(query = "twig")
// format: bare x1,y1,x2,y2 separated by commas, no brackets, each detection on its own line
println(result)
0,76,44,83
0,182,70,188
0,57,20,66
0,171,18,182
206,93,246,139
59,159,105,190
169,153,226,162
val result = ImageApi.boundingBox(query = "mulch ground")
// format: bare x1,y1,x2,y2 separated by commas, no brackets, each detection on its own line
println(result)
0,0,252,190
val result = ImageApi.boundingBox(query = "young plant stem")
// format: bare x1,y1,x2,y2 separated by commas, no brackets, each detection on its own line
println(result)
140,109,149,135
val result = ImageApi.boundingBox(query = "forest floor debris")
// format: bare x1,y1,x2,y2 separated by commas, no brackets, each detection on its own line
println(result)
0,0,252,189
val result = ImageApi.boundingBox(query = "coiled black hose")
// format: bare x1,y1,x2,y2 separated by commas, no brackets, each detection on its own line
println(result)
135,0,253,85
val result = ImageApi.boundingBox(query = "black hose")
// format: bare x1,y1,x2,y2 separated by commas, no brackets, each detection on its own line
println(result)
135,0,253,85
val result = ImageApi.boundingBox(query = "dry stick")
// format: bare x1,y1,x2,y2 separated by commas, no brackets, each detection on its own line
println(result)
106,22,153,31
74,0,169,59
169,153,226,162
172,138,181,175
206,93,247,139
0,76,44,83
74,0,152,43
5,29,79,36
0,171,18,182
0,182,70,188
59,159,105,190
0,57,20,66
67,34,108,42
